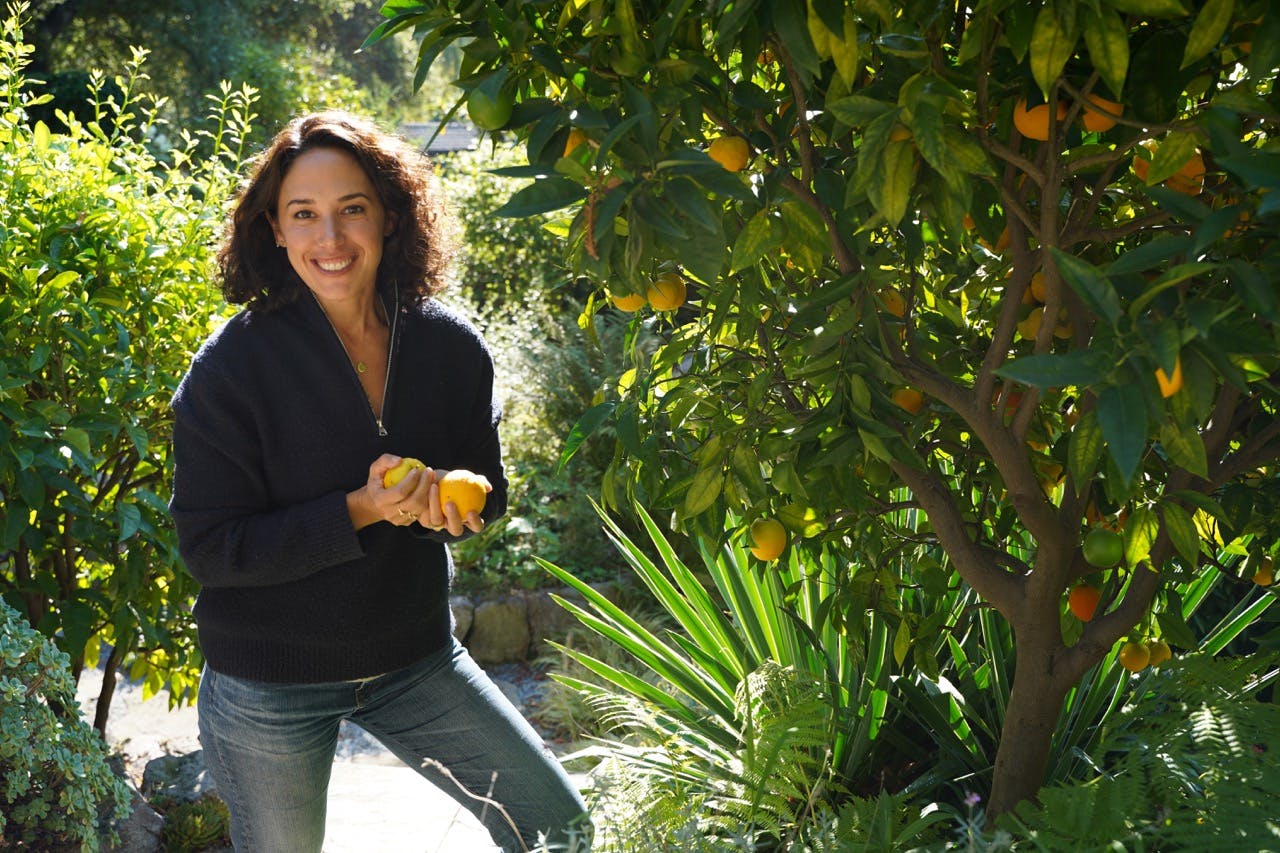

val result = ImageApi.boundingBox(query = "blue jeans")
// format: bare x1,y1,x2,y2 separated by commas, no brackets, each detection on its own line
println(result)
197,639,590,851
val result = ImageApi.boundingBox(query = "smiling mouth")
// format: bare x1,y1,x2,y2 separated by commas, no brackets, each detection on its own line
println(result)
315,257,355,273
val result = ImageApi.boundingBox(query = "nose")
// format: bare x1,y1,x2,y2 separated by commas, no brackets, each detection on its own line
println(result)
318,215,343,245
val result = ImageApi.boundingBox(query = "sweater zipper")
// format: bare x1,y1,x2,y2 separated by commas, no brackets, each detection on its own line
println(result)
313,289,397,437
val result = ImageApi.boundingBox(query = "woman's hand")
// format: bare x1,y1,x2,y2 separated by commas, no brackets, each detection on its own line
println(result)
347,454,436,530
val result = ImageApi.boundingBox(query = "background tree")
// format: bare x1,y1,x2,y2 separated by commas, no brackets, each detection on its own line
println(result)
25,0,417,140
369,0,1280,816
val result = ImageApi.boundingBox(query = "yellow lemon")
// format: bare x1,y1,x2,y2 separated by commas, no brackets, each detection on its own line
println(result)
383,457,426,488
708,136,750,172
646,272,687,312
749,517,787,561
438,469,489,517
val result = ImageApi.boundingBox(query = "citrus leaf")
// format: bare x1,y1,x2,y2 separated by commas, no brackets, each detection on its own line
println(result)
1029,4,1079,98
827,95,896,127
730,208,785,273
1146,130,1200,185
1050,249,1122,326
1161,502,1201,565
1105,0,1189,16
830,6,860,88
1067,411,1103,495
1158,421,1208,479
1080,6,1130,99
893,619,911,667
995,349,1112,387
493,177,588,217
1097,385,1148,483
870,139,916,227
558,401,615,473
684,465,723,516
1155,609,1198,649
1181,0,1233,68
1123,505,1158,567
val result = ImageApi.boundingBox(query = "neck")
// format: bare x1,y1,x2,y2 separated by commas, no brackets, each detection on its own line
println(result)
312,290,385,341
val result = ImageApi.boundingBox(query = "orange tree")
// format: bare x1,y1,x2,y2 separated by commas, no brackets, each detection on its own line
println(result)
368,0,1280,815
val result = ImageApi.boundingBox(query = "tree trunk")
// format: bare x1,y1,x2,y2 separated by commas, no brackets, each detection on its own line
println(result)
92,641,126,737
986,640,1070,819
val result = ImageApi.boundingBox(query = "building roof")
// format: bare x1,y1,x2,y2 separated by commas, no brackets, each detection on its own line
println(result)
399,121,480,153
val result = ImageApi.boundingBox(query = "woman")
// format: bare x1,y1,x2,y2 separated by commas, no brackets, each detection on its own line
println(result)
169,110,589,851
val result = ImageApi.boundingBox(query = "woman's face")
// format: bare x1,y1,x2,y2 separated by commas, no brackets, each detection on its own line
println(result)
270,146,395,307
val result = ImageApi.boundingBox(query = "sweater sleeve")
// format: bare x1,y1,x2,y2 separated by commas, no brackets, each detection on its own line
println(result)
414,324,509,544
169,361,365,589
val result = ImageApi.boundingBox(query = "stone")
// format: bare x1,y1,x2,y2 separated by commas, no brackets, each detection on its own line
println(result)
466,596,529,664
141,750,217,804
104,755,163,853
450,595,474,640
526,588,585,656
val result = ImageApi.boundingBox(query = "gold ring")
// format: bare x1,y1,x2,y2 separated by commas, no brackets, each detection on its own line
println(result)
398,508,414,518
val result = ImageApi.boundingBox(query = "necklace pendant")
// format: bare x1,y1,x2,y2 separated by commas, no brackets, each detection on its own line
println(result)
357,361,368,374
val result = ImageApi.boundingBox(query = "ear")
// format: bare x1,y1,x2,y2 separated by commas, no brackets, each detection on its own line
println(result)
384,211,399,238
265,212,284,247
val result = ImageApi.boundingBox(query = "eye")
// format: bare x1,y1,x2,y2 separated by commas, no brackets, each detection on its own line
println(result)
343,204,366,215
291,209,315,220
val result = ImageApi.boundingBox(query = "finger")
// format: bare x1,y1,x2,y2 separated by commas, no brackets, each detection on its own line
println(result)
464,510,485,533
443,501,465,537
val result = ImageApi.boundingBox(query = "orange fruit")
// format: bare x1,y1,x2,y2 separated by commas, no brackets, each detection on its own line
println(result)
708,136,750,172
1080,94,1123,132
1166,152,1206,195
891,387,925,415
1068,585,1102,622
1017,306,1045,341
1254,557,1274,587
1118,641,1151,673
609,290,647,312
1029,271,1047,303
962,213,976,231
646,272,687,311
1012,99,1067,142
879,287,907,318
383,457,426,488
1083,528,1124,568
564,128,589,156
889,124,912,142
1147,639,1172,666
438,469,489,517
1155,356,1183,398
749,517,787,560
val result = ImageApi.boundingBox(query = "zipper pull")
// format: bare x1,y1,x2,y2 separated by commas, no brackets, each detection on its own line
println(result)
377,419,388,437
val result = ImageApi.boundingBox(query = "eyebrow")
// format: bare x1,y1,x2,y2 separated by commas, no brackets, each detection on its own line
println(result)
284,192,372,208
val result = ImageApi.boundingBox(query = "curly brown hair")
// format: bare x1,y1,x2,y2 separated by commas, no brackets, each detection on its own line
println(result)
218,110,459,312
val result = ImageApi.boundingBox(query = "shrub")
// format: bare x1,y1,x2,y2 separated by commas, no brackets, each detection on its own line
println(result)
157,795,231,853
0,6,252,726
0,598,132,850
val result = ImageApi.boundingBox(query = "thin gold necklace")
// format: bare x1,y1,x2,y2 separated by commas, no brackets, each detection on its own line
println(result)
314,295,386,375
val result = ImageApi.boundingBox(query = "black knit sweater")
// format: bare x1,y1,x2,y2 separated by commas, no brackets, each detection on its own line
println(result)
169,288,507,683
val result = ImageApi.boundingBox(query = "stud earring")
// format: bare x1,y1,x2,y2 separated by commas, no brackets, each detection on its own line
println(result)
276,240,285,248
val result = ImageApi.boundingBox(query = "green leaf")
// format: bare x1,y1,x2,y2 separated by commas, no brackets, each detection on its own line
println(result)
1158,421,1208,479
1161,502,1201,565
1181,0,1233,68
995,349,1112,387
1145,130,1200,185
1067,411,1104,495
1123,505,1158,567
1050,249,1122,326
1106,235,1194,276
943,128,996,177
827,95,896,127
779,200,829,273
830,6,860,88
913,102,962,191
684,466,723,516
1105,0,1188,16
1029,4,1079,98
1154,609,1197,649
1096,385,1148,483
1081,6,1131,99
493,178,588,217
558,401,615,473
893,619,911,668
870,140,916,227
1128,262,1215,317
730,209,785,273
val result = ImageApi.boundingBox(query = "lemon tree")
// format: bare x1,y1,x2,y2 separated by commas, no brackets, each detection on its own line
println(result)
369,0,1280,816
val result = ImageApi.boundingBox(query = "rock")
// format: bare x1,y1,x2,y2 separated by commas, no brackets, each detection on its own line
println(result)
105,755,163,853
466,596,529,664
141,750,217,804
526,588,584,656
450,595,474,641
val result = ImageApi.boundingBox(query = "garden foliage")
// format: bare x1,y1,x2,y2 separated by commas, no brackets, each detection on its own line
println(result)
0,6,250,727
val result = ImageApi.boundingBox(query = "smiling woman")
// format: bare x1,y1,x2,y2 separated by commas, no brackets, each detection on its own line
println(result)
169,110,589,851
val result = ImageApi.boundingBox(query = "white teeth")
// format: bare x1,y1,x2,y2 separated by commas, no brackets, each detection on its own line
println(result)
317,258,354,272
